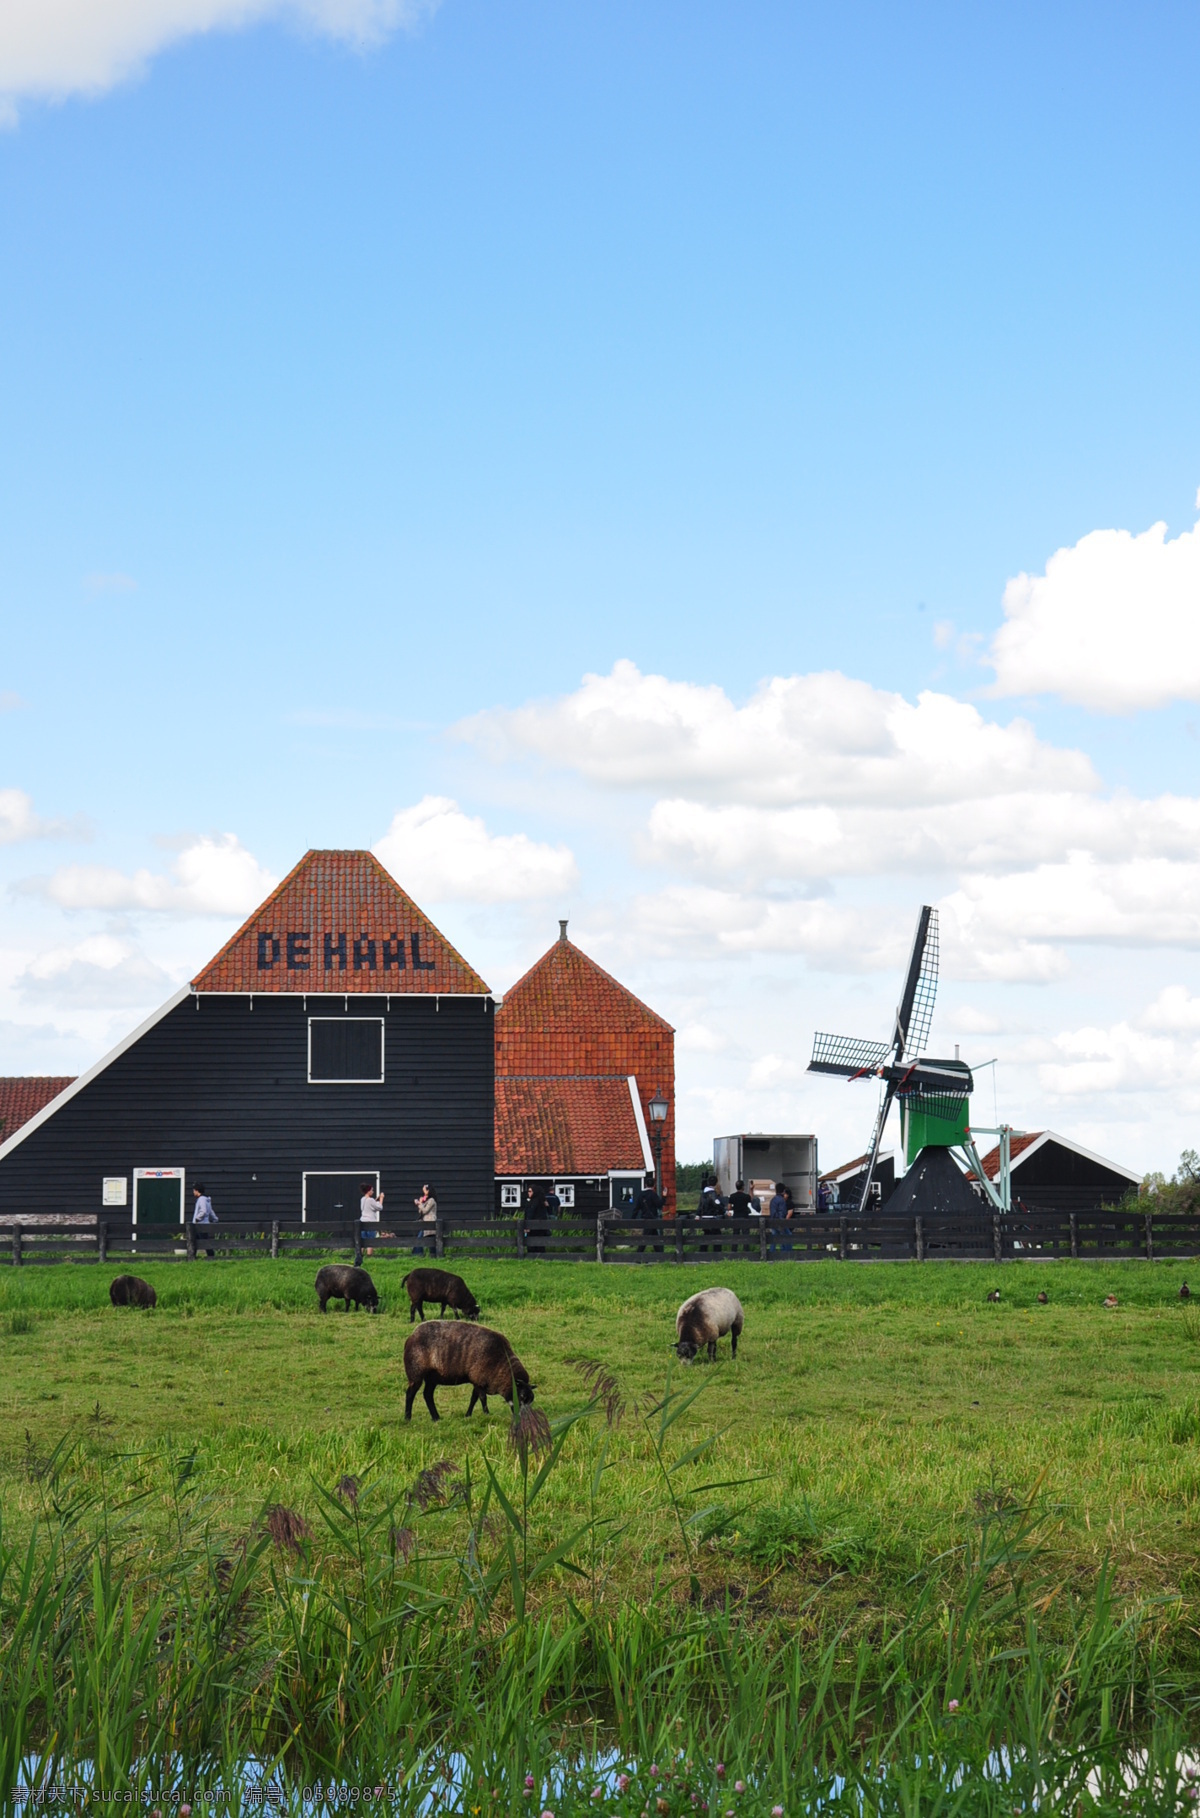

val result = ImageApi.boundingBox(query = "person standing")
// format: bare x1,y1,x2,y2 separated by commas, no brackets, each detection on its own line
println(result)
192,1182,217,1258
413,1183,437,1256
360,1179,386,1255
768,1181,788,1256
631,1181,664,1253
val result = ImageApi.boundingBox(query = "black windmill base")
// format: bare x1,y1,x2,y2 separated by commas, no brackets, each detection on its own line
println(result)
886,1145,984,1218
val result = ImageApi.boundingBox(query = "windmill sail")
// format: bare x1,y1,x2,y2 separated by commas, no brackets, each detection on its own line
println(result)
893,906,938,1062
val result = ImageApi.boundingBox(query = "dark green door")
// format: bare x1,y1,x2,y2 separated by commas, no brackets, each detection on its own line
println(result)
135,1174,183,1227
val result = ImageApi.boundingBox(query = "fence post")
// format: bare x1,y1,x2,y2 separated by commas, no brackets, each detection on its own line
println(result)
13,1225,22,1267
992,1212,1002,1265
759,1216,768,1262
1144,1209,1154,1263
516,1219,526,1260
186,1221,196,1262
1069,1211,1079,1260
838,1216,847,1262
596,1216,605,1264
354,1224,364,1268
915,1216,924,1263
270,1218,279,1260
435,1215,445,1260
98,1221,108,1263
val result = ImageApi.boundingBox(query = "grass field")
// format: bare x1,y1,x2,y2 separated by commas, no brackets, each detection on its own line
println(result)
3,1255,1200,1803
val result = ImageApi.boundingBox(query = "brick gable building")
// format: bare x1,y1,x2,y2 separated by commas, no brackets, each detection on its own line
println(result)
494,922,675,1215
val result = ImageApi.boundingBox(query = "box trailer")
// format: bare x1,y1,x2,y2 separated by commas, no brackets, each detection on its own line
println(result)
712,1134,819,1210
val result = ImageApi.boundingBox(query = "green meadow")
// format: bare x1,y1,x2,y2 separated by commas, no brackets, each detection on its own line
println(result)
3,1255,1200,1806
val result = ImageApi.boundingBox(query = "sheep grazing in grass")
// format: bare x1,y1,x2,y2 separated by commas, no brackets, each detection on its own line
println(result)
402,1266,480,1323
314,1264,379,1313
403,1321,533,1422
109,1274,156,1309
674,1287,744,1362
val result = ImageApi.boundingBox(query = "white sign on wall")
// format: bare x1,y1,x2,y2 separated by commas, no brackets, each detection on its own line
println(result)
102,1177,128,1206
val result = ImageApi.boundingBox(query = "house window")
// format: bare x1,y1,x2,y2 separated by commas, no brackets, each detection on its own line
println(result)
308,1018,384,1083
500,1183,521,1210
554,1182,576,1208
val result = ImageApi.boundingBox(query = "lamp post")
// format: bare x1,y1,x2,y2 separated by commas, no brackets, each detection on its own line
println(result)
648,1087,669,1202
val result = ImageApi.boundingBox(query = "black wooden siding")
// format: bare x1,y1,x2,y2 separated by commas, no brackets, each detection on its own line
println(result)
0,992,494,1223
1012,1140,1135,1202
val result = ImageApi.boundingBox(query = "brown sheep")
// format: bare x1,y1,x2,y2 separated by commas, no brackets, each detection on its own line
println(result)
674,1287,743,1361
402,1266,480,1323
403,1320,534,1422
109,1274,157,1309
314,1264,379,1313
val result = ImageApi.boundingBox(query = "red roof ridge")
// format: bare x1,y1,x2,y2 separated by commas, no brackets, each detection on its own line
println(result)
499,933,673,1033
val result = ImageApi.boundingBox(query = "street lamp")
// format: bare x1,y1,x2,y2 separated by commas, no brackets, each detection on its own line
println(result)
647,1087,669,1200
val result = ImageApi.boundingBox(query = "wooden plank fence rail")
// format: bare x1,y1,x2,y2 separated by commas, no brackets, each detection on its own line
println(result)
2,1208,1199,1264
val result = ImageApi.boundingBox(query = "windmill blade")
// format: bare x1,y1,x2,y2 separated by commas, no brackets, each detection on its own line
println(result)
809,1032,892,1078
857,1081,897,1214
893,905,939,1061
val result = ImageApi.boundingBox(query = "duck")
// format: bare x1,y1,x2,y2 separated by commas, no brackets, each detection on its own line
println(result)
986,1288,1001,1303
1103,1294,1119,1309
1036,1291,1049,1304
1180,1282,1191,1300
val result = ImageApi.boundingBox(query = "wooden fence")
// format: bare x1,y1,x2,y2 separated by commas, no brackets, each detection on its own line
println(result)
1,1205,1198,1265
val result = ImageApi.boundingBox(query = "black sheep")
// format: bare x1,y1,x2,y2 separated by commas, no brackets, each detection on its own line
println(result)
403,1320,533,1421
402,1266,480,1322
314,1264,379,1313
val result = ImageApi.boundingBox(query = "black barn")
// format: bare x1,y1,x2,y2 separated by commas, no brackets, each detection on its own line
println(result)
0,850,495,1230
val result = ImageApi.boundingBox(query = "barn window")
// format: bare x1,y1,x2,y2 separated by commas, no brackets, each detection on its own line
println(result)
500,1183,521,1210
554,1182,576,1208
308,1017,385,1084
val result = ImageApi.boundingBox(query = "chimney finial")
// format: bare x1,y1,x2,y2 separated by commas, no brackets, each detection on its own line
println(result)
559,919,569,943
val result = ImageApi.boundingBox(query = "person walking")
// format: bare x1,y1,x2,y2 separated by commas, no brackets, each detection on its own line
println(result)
191,1182,217,1258
413,1183,437,1256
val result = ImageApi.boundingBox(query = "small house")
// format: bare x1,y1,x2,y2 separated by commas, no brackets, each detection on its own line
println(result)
977,1130,1140,1211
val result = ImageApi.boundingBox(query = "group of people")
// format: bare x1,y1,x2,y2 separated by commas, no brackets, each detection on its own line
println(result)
359,1182,439,1255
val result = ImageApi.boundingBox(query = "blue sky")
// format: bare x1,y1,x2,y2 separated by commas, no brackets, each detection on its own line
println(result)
3,0,1200,1172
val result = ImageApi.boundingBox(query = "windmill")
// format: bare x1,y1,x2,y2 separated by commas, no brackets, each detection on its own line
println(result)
807,906,1011,1215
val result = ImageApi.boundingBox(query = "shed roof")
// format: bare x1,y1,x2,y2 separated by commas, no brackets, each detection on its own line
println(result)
976,1130,1140,1184
495,1076,650,1176
496,931,672,1051
0,1077,76,1142
192,849,490,995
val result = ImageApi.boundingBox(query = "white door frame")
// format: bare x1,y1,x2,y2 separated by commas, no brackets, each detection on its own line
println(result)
132,1167,186,1227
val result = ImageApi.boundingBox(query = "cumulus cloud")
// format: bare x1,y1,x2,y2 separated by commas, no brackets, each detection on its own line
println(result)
374,796,578,903
460,660,1095,807
943,856,1200,961
16,935,174,1007
26,833,277,916
0,787,78,844
990,513,1200,711
0,0,437,114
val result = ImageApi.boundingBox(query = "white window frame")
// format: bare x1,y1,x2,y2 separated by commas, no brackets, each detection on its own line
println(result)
499,1182,522,1209
302,1170,380,1225
553,1182,576,1208
132,1167,186,1226
307,1017,385,1085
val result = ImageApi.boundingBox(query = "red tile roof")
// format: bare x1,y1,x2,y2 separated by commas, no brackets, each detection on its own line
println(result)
0,1077,75,1142
977,1131,1043,1179
192,850,490,995
495,1076,646,1176
495,928,675,1202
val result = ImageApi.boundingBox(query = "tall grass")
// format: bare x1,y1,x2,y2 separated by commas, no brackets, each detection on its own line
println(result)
3,1374,1196,1812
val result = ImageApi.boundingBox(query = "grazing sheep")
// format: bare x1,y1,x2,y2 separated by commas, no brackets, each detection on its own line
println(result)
109,1274,156,1309
403,1320,533,1421
402,1266,480,1323
314,1264,379,1314
674,1287,744,1361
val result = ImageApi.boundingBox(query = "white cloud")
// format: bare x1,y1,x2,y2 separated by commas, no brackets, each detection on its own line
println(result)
990,513,1200,711
460,660,1095,807
27,833,277,916
374,796,578,903
17,935,173,1007
0,0,437,113
943,856,1200,962
0,787,77,844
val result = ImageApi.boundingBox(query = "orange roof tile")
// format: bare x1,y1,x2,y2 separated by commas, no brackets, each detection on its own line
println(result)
192,850,490,995
0,1077,75,1141
977,1131,1043,1179
495,1076,646,1176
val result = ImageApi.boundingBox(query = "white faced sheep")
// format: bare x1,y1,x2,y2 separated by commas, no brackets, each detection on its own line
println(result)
674,1287,744,1361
